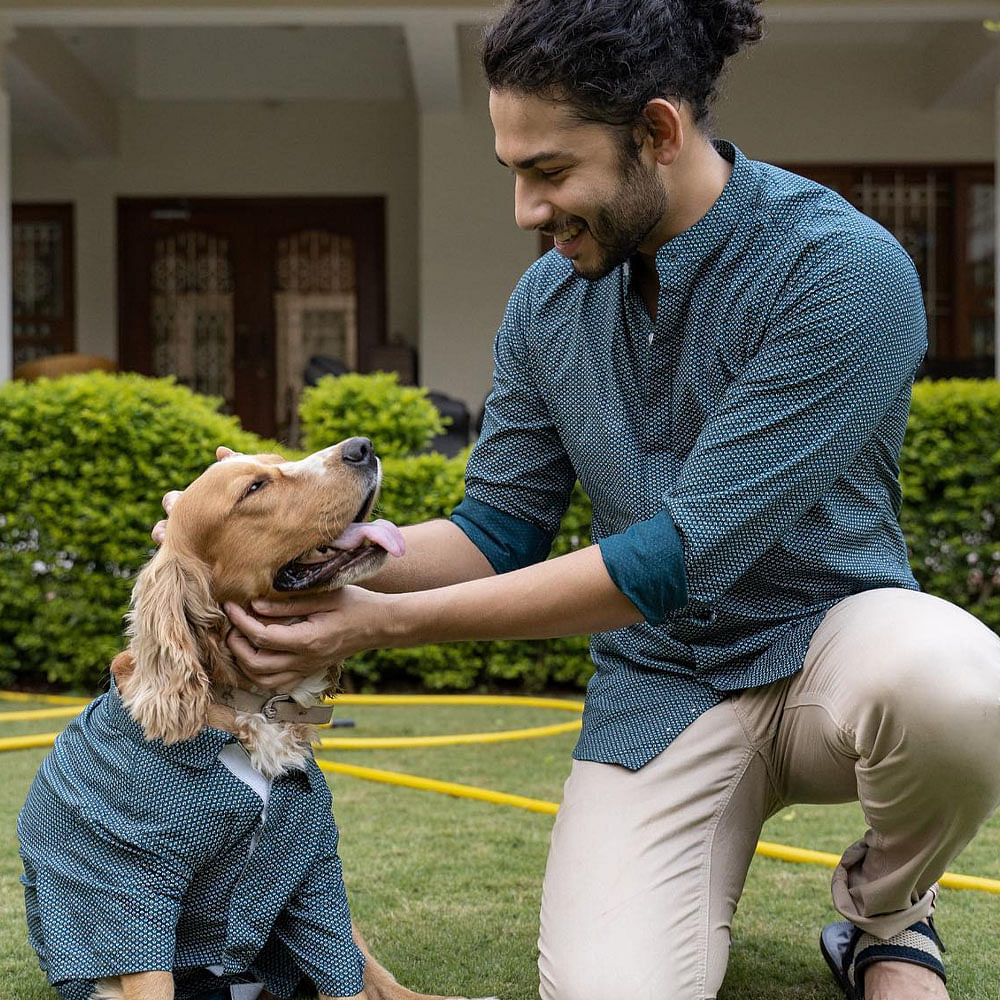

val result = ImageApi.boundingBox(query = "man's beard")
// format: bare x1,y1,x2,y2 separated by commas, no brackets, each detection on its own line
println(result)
573,158,667,281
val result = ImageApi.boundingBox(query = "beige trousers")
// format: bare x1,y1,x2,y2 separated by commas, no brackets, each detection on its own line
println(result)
537,589,1000,1000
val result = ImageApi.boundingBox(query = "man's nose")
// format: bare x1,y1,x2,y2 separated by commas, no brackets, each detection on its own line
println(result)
514,176,552,232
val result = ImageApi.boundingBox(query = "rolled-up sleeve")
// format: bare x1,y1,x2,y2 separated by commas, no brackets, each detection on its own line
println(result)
663,235,927,605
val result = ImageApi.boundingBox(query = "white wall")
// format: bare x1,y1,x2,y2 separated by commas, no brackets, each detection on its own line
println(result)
12,97,419,360
11,25,997,412
417,27,535,409
718,36,995,164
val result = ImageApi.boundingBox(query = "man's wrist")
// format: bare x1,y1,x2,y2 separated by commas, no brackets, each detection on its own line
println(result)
376,590,423,649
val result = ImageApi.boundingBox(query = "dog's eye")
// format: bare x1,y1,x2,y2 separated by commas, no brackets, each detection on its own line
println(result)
239,478,269,502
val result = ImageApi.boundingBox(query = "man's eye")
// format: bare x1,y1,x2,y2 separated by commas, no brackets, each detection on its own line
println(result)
540,168,566,180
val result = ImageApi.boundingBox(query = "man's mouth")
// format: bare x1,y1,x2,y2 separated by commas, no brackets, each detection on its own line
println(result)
551,221,585,247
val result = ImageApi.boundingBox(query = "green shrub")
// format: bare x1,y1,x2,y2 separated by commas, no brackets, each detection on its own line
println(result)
0,373,275,689
299,372,446,458
900,379,1000,634
3,371,996,695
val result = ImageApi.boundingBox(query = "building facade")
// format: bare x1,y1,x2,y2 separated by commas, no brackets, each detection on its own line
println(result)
2,0,998,438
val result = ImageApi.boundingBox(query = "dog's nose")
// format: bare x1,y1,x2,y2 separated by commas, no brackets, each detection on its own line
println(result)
341,437,375,466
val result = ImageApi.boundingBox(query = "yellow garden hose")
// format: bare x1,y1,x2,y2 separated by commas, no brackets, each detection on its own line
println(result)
317,759,562,816
0,690,92,705
1,690,998,894
0,731,63,752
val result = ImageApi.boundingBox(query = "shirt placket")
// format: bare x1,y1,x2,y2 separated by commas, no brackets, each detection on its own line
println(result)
223,777,309,974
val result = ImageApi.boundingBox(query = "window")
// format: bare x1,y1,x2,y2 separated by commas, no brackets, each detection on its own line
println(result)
12,204,75,368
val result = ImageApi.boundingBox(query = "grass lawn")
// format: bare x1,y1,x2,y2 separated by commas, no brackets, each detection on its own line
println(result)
1,696,998,999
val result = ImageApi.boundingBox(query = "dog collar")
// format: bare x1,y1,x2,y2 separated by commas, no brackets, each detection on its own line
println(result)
218,690,333,726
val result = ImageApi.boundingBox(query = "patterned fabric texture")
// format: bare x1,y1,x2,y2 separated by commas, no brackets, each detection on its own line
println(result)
18,688,365,1000
457,141,928,770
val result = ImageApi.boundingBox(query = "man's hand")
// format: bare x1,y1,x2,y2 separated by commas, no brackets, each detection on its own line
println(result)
151,446,240,544
223,520,494,691
151,490,183,545
225,589,397,691
228,545,643,692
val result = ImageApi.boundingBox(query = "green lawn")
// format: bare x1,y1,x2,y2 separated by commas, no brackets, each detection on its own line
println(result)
1,698,998,1000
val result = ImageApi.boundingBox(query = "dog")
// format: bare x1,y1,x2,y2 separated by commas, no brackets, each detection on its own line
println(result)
18,438,493,1000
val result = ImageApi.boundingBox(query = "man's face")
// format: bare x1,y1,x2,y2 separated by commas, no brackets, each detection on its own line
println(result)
490,89,667,280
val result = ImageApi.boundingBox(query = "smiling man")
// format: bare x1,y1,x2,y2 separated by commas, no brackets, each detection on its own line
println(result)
213,2,1000,999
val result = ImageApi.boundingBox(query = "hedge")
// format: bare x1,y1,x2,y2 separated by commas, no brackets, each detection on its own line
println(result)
0,374,279,688
0,373,997,693
901,379,1000,631
299,372,446,458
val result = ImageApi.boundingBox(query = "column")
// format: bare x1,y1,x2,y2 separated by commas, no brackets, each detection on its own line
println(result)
0,24,13,384
996,79,1000,380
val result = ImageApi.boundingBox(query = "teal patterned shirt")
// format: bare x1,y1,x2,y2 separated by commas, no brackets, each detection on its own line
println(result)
452,141,926,770
18,687,364,1000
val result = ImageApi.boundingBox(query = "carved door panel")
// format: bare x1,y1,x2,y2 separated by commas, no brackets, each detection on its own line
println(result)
118,197,386,440
12,203,75,368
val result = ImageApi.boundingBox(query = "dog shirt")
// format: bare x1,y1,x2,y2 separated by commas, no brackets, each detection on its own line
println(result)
18,686,365,1000
452,140,927,770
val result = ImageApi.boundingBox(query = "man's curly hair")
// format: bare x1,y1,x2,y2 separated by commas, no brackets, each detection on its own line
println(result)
482,0,763,131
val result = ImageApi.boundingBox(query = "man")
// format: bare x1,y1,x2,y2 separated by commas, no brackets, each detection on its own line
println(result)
172,2,1000,998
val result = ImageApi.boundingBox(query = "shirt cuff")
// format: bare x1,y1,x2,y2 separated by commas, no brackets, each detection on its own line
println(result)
597,510,688,624
450,496,554,574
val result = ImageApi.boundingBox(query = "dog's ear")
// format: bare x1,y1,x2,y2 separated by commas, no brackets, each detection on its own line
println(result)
121,548,227,743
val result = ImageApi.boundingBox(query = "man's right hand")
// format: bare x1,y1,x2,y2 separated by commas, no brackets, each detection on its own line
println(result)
151,490,182,544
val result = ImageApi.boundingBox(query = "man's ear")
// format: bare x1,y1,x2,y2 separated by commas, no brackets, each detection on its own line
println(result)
640,99,683,166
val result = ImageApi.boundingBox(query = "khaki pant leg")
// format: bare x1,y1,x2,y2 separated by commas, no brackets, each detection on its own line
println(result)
769,588,1000,937
537,699,775,1000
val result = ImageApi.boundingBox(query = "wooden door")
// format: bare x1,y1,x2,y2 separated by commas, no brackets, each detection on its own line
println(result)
118,197,388,440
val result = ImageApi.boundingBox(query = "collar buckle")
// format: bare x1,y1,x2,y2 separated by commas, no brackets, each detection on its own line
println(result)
218,689,333,726
261,693,292,720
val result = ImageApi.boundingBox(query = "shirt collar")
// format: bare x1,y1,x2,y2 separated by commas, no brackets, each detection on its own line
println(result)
106,678,238,771
644,140,757,281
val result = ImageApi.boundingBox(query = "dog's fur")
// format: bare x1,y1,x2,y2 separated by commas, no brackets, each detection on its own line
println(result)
80,441,487,1000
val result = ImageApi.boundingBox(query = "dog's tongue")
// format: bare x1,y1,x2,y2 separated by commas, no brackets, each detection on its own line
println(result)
331,518,406,558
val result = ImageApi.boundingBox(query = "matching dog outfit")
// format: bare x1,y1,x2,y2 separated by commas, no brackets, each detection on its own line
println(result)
18,684,364,1000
